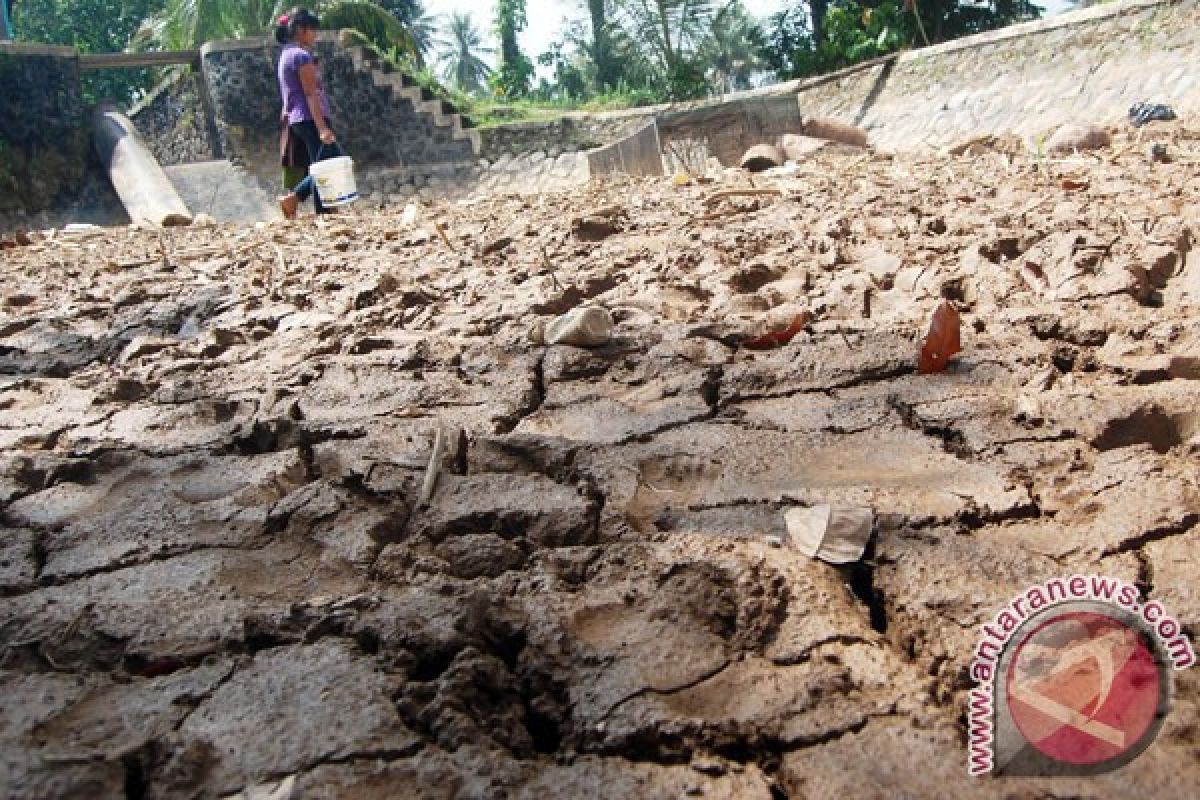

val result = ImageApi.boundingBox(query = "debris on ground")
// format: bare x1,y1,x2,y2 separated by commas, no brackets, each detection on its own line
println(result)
784,504,874,563
742,309,812,349
1129,101,1178,127
535,305,614,347
1044,122,1112,154
917,299,962,374
801,116,869,147
740,144,786,172
1,121,1199,799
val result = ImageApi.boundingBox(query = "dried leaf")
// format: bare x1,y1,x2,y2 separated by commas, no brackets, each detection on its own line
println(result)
743,311,812,350
918,300,962,374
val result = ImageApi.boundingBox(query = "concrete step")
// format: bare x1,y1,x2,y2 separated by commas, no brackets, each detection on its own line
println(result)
350,45,480,157
165,160,281,224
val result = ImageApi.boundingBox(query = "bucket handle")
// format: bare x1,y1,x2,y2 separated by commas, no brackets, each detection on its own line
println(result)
315,143,344,161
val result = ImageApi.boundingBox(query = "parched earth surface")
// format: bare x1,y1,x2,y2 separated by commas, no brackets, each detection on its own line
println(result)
2,123,1199,798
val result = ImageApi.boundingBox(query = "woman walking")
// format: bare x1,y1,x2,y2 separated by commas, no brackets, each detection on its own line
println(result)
276,8,341,219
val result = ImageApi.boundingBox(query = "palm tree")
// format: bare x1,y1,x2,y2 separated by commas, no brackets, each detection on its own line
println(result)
404,1,445,68
136,0,282,51
439,11,493,94
699,1,765,94
619,0,714,74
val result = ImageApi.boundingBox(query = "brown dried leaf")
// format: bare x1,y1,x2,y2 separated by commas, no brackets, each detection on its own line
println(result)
918,300,961,374
743,311,812,350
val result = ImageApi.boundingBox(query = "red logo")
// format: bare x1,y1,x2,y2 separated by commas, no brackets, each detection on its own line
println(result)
1005,611,1164,767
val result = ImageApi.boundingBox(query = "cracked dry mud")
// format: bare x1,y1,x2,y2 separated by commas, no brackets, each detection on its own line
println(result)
3,123,1200,798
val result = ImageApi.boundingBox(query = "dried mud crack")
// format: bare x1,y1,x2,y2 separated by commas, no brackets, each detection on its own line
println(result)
3,124,1200,798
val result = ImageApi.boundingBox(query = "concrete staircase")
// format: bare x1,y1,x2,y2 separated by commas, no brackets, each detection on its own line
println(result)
165,161,280,223
344,46,482,157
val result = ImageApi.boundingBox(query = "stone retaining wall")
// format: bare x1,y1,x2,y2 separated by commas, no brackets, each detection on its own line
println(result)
0,43,88,213
199,35,477,194
479,114,650,164
131,68,220,166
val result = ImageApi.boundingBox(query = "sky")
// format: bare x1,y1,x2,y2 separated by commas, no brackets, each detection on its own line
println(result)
424,1,1073,70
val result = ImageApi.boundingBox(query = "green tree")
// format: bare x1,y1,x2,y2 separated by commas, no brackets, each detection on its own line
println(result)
584,0,619,90
621,0,714,76
492,0,532,98
378,0,441,67
440,11,492,95
15,0,167,104
134,0,281,51
321,1,417,58
764,0,1041,80
699,1,765,94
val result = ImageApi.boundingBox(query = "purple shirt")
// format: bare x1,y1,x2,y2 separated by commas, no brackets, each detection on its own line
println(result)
278,44,331,125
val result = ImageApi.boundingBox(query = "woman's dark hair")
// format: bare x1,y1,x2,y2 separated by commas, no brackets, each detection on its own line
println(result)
275,8,319,45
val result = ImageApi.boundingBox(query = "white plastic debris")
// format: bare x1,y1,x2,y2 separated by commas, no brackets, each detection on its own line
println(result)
542,306,614,347
223,774,295,800
784,504,874,564
399,202,420,227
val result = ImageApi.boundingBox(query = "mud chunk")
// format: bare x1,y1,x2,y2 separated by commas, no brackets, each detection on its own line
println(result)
1044,122,1111,154
178,640,417,793
436,533,526,578
411,473,594,547
572,208,626,241
728,262,783,294
0,528,38,593
801,116,869,147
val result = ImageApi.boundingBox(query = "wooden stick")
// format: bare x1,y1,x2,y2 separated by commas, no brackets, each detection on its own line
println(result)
433,221,455,251
419,421,446,506
703,188,783,206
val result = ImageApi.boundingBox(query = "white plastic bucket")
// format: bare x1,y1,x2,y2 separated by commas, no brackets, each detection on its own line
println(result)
308,156,358,206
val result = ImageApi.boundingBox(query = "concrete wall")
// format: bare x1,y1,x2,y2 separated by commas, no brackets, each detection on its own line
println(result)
791,0,1200,152
588,121,665,179
131,68,220,167
0,43,87,212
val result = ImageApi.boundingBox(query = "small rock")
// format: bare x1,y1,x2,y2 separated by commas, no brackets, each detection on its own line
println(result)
778,133,827,161
1148,143,1171,163
120,335,176,363
572,214,623,242
481,236,514,256
1044,123,1111,155
801,116,868,148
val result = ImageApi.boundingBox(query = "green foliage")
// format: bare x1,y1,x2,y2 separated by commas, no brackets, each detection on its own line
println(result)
763,0,1042,80
14,0,167,104
439,11,492,95
133,0,280,52
322,1,416,58
491,0,531,99
698,1,766,93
